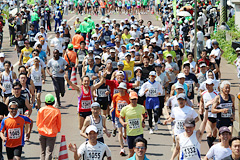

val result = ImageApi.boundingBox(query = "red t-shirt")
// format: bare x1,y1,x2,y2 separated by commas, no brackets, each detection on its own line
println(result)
198,58,210,72
0,21,3,32
106,80,133,98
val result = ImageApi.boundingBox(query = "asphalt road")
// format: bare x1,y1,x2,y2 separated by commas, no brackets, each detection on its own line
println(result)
0,11,239,160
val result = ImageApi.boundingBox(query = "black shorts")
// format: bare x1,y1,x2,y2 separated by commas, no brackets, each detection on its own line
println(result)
87,6,91,9
167,82,174,94
97,99,108,110
79,111,92,118
127,134,143,149
217,118,233,129
137,95,146,105
3,93,12,98
208,117,217,123
35,86,42,93
6,146,22,159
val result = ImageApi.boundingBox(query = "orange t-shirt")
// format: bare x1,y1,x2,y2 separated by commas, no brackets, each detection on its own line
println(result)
112,92,130,118
100,1,106,8
72,34,84,49
0,115,31,148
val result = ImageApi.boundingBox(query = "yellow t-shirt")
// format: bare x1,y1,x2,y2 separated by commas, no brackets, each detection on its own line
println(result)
120,104,145,136
121,34,132,44
163,50,176,59
21,47,33,64
123,60,134,81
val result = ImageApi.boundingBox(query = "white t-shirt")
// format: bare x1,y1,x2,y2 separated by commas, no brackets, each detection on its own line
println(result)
210,48,221,60
206,143,232,159
101,52,110,62
171,105,198,135
77,141,111,160
205,39,212,49
129,30,140,39
34,41,48,52
197,31,204,42
185,60,196,73
50,37,64,53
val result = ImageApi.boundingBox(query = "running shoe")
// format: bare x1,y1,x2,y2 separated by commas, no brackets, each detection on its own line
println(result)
149,128,154,134
120,149,127,156
154,124,158,131
112,128,117,137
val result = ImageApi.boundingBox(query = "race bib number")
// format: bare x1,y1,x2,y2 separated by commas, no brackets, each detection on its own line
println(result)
81,100,91,109
87,151,101,159
88,2,91,6
24,51,31,57
98,89,107,97
18,41,24,47
18,108,24,114
78,54,85,62
112,62,117,69
64,37,70,42
3,82,11,90
117,101,128,111
182,145,197,159
148,88,157,97
29,37,35,42
128,118,140,129
125,70,132,78
176,120,184,130
86,73,95,80
113,88,119,95
176,54,181,61
185,80,193,92
8,128,21,139
221,103,233,118
33,75,41,82
104,36,110,42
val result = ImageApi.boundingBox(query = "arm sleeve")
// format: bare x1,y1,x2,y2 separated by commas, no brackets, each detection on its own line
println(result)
23,116,32,124
0,119,6,132
138,83,146,97
191,109,199,119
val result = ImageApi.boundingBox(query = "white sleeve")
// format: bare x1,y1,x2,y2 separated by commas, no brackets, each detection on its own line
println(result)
206,145,214,159
77,143,86,157
50,39,55,46
40,59,46,68
138,83,146,97
191,109,199,119
170,108,175,118
105,145,111,157
157,83,163,95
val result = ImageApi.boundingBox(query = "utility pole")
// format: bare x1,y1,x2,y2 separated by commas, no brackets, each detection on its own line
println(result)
220,0,227,24
194,0,197,62
17,0,19,13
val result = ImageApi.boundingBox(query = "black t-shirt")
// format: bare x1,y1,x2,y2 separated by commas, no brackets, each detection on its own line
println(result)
93,48,103,56
185,73,198,99
0,102,8,120
141,65,154,79
153,46,162,53
8,95,27,114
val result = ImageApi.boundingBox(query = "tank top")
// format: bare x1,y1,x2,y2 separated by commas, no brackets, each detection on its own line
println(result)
21,87,31,103
179,131,201,160
1,71,13,94
96,79,108,100
217,94,233,119
202,90,218,118
78,86,93,113
9,95,27,115
90,115,103,139
63,33,70,45
174,82,188,96
86,65,96,86
31,65,42,86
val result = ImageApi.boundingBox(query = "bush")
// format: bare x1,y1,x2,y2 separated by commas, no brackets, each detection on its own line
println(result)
211,16,240,64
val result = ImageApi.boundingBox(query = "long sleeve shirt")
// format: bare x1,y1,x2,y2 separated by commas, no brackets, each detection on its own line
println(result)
139,80,163,97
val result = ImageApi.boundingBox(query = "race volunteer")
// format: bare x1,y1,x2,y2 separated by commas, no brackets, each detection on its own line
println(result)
171,103,209,160
64,73,104,130
0,101,33,160
112,82,130,156
120,91,145,158
139,71,163,134
69,125,112,160
80,102,111,143
211,81,235,132
199,79,219,148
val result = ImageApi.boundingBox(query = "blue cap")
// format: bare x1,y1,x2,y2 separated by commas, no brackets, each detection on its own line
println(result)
155,63,162,67
110,35,115,39
157,51,163,54
117,61,124,66
135,52,140,56
56,6,59,9
131,15,135,18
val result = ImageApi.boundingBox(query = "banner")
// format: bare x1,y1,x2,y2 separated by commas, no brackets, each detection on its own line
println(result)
1,4,9,20
173,0,177,18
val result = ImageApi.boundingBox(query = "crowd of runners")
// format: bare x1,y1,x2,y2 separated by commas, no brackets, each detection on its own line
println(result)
0,0,239,159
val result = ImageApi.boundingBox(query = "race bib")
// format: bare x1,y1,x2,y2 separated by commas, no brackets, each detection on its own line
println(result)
182,145,198,159
104,36,110,42
8,128,21,139
81,100,91,109
86,73,95,80
98,89,107,97
221,103,232,118
87,151,101,159
176,120,184,130
113,88,119,95
64,37,70,42
24,51,31,57
185,80,193,92
125,70,132,78
117,101,128,111
18,41,24,47
112,62,118,69
29,37,35,42
3,82,11,90
128,118,140,129
33,75,41,82
176,54,181,61
148,88,157,97
18,108,24,115
78,54,85,62
88,2,91,6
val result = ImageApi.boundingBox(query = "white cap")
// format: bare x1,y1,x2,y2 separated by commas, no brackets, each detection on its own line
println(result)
150,26,154,30
144,48,149,52
86,125,98,134
140,26,144,29
133,25,137,29
206,79,214,85
162,27,166,31
113,19,116,21
105,24,109,27
134,67,142,72
130,37,135,40
34,56,40,61
121,20,124,23
134,43,140,46
173,42,179,46
94,55,101,59
149,71,156,76
92,34,98,38
166,43,172,47
131,25,135,28
199,63,207,68
0,53,5,57
110,49,115,52
157,27,162,31
88,47,94,51
118,82,127,89
166,54,173,58
236,47,240,51
178,73,186,79
144,34,149,37
176,84,184,89
116,71,124,76
150,39,156,44
125,53,131,57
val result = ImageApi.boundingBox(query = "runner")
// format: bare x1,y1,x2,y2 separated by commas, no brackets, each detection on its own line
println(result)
127,137,149,160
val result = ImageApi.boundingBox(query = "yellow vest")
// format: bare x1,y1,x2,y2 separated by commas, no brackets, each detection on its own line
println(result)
123,60,134,81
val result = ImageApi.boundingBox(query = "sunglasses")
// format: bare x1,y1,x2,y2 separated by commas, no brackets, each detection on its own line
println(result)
131,98,138,100
13,88,21,90
9,108,18,110
135,146,146,150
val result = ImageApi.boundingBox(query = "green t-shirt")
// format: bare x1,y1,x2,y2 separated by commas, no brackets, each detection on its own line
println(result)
143,0,148,5
80,21,90,33
120,104,145,136
163,50,176,59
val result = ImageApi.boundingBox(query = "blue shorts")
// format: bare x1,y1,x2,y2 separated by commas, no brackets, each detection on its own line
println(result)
127,6,131,9
115,117,123,128
127,134,143,149
146,97,159,110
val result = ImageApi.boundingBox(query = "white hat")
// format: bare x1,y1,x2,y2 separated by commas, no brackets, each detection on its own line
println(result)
164,35,169,38
166,54,173,57
173,42,179,46
178,73,186,79
131,25,135,28
105,24,109,27
34,56,40,61
150,39,157,44
140,26,144,29
199,63,207,68
162,28,166,31
176,84,184,89
150,26,154,30
86,125,98,134
116,71,125,76
94,55,101,59
118,82,127,89
144,48,149,52
121,20,124,23
113,19,116,21
134,67,142,72
206,79,214,85
110,49,115,52
149,71,156,76
92,34,98,38
133,25,137,29
88,47,94,51
144,34,149,37
236,47,240,52
125,53,131,57
0,53,5,58
157,27,162,31
134,43,140,46
130,37,135,40
166,43,172,47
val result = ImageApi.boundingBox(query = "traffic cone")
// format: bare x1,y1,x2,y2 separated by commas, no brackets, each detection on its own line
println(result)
59,135,69,160
151,7,154,14
69,67,77,90
179,34,183,45
85,33,89,50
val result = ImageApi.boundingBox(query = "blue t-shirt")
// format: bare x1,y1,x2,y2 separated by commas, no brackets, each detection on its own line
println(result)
30,51,47,62
127,153,149,160
126,43,133,50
